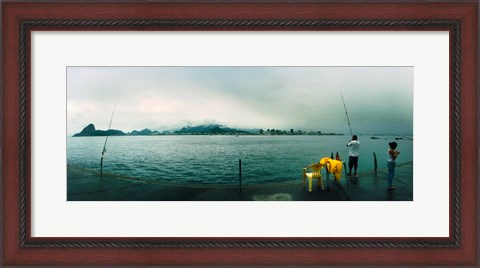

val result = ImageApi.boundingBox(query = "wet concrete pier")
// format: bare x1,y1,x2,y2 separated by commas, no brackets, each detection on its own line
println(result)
67,162,413,201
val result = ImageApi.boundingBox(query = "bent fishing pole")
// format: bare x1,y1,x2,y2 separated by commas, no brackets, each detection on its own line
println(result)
100,104,116,180
339,88,353,137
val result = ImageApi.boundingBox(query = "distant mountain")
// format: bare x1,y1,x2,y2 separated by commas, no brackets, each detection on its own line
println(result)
129,128,160,136
174,124,248,135
73,124,125,137
74,123,96,136
72,123,336,137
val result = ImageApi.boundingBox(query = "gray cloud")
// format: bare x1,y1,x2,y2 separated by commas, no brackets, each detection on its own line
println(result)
67,66,413,135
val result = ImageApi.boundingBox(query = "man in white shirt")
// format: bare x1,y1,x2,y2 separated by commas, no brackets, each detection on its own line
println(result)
347,135,360,177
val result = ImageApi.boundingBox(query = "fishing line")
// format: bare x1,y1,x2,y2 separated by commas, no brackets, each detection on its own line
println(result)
339,88,353,136
100,104,116,179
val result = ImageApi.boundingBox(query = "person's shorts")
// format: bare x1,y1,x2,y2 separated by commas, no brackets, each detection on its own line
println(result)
349,156,359,166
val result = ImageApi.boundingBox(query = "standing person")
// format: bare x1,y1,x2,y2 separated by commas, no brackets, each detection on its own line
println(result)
347,135,360,177
387,141,400,190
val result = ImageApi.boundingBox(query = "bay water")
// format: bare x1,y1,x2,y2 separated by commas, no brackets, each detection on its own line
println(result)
67,135,413,185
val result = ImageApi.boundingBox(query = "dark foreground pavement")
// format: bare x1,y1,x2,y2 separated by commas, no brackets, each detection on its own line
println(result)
67,162,412,201
342,162,413,201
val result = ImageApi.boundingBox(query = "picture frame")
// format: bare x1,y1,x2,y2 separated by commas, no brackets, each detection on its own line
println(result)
2,1,478,266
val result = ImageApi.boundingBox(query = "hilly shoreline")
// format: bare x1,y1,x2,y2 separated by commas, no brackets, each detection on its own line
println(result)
72,123,343,137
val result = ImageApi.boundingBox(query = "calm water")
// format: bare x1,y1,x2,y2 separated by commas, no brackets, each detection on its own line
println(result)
67,135,413,184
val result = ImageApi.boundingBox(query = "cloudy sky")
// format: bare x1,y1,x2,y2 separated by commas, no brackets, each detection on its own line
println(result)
67,66,413,136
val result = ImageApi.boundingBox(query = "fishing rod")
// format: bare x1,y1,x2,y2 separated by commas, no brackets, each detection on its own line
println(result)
100,104,116,180
339,88,353,137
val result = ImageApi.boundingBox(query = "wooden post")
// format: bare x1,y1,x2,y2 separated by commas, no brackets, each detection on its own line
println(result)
343,162,349,187
239,159,242,193
328,152,333,188
373,152,378,176
100,154,104,180
325,161,330,176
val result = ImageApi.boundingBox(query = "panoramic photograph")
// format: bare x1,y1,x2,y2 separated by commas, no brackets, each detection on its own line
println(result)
67,66,413,201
